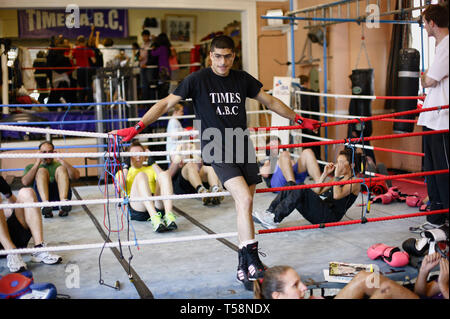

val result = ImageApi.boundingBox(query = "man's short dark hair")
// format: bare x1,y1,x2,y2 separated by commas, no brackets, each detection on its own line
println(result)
141,30,150,36
422,3,449,28
210,35,235,52
39,141,54,150
340,147,363,174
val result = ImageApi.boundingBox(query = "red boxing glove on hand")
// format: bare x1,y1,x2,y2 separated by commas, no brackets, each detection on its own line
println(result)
294,114,320,131
116,121,146,142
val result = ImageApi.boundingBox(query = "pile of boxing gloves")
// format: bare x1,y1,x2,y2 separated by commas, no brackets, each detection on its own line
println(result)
369,185,430,212
367,224,449,268
370,186,407,205
402,225,449,258
0,270,57,299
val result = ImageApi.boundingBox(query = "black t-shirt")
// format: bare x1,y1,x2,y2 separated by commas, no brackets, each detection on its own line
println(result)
173,68,263,164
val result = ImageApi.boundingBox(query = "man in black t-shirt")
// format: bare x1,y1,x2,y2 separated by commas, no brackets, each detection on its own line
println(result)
111,35,320,288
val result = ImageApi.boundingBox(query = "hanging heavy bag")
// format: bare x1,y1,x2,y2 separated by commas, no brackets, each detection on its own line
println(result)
393,48,420,133
348,69,374,138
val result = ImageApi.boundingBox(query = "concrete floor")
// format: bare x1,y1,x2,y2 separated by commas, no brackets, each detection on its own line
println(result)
0,180,431,299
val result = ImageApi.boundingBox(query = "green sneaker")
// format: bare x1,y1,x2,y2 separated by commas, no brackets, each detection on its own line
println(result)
164,211,178,231
149,212,166,233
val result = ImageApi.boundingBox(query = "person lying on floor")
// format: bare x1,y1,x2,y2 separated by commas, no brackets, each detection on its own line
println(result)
252,148,361,229
254,261,449,299
414,252,449,299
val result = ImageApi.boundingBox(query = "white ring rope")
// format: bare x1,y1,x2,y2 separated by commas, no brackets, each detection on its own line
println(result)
294,109,367,119
0,231,238,256
0,124,199,139
0,191,231,211
141,139,200,147
295,91,378,100
123,98,193,105
0,150,201,159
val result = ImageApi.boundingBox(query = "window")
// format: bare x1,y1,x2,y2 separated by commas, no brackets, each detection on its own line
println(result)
410,0,439,92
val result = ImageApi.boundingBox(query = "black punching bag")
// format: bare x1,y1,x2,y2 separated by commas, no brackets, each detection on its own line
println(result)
348,68,374,138
393,48,420,133
348,68,376,163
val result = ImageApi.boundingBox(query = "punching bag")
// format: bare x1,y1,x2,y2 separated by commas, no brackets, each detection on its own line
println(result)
393,48,420,133
348,68,374,138
348,68,376,163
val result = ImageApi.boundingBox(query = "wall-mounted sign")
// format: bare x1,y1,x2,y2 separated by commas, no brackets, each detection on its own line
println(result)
18,8,128,39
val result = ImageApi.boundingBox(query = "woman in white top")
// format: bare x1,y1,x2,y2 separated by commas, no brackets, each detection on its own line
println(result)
166,104,185,162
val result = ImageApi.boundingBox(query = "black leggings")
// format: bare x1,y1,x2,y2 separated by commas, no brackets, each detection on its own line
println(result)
268,187,341,225
423,127,449,224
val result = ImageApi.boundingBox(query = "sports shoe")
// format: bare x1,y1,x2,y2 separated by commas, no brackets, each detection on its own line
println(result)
149,212,167,233
245,241,266,281
7,254,27,273
41,207,53,218
236,247,253,291
31,243,62,265
210,185,224,205
197,185,211,206
164,211,178,231
59,204,72,217
409,221,442,234
252,210,278,229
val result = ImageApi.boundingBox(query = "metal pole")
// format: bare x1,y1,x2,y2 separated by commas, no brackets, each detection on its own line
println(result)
108,76,114,131
116,69,123,130
287,0,356,15
419,0,425,94
261,15,418,24
121,74,126,129
290,0,296,79
93,75,105,180
323,26,328,161
1,44,8,115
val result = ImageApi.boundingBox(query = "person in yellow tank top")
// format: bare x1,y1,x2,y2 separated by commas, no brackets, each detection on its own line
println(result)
116,141,177,233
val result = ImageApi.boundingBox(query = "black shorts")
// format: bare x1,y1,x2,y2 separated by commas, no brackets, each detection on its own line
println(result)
127,205,165,221
128,205,150,221
172,170,196,195
33,181,73,204
210,162,262,186
0,211,32,255
172,170,211,195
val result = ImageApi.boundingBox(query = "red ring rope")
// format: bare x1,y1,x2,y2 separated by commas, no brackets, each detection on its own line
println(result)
258,209,449,234
255,169,448,194
255,129,449,152
250,105,448,132
377,118,417,123
371,146,423,157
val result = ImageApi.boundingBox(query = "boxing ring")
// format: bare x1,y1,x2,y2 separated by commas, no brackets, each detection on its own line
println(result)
0,90,448,298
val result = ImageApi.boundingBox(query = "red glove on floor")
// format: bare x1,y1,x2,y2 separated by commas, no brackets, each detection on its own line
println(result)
115,121,146,142
294,114,320,131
